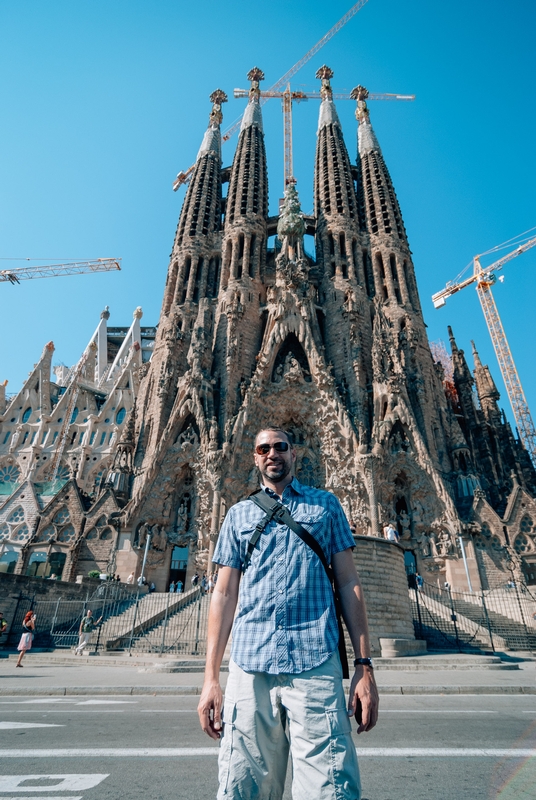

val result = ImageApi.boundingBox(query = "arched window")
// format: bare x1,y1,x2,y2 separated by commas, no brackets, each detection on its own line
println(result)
70,407,79,424
86,528,98,540
8,506,24,524
57,525,76,543
100,527,113,540
13,524,30,542
54,507,70,526
22,408,31,423
116,408,126,425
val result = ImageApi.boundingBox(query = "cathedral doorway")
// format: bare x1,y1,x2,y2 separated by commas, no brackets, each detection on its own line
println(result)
168,545,188,591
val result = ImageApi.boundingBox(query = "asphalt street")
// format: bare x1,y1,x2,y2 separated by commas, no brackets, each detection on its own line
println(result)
0,693,535,800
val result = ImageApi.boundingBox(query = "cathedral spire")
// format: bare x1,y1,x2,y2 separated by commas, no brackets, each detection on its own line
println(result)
471,340,501,418
222,67,268,279
316,65,341,130
163,90,227,314
314,65,361,277
240,67,264,133
196,89,227,161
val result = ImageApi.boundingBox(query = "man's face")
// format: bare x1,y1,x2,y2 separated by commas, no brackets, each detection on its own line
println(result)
87,610,92,617
254,430,296,483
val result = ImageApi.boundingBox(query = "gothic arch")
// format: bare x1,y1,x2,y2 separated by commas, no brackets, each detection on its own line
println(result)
271,334,312,383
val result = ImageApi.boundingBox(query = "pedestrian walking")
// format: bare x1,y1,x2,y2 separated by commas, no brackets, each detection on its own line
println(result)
191,573,199,588
149,581,156,594
75,609,102,655
415,572,424,592
16,611,36,667
169,581,176,593
198,426,378,800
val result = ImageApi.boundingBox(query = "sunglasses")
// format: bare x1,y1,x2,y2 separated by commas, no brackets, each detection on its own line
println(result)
255,441,290,456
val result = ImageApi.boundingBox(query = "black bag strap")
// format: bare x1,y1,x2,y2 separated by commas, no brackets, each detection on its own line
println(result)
242,496,288,574
248,490,349,678
249,491,330,574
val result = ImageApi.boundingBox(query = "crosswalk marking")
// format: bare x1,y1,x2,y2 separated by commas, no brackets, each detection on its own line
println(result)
0,774,109,791
0,723,64,730
0,747,535,758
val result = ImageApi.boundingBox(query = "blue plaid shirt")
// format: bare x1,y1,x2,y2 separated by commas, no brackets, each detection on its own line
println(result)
213,478,354,674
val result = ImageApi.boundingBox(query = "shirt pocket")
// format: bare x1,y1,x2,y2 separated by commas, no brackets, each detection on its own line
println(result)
292,513,329,557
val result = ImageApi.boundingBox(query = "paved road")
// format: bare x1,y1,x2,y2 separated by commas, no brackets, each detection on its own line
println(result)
0,693,535,799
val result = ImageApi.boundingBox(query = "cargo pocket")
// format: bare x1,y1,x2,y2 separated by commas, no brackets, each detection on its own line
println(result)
326,707,359,800
218,700,237,797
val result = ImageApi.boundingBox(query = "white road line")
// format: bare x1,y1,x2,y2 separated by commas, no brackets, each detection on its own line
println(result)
0,723,64,730
140,709,197,713
75,700,136,705
0,796,81,799
0,773,108,791
380,710,496,714
1,747,536,758
15,711,124,714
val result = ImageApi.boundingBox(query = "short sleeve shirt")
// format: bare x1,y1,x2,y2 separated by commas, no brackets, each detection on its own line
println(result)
213,478,354,674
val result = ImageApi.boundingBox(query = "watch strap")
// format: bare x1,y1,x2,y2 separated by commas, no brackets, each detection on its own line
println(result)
354,657,373,668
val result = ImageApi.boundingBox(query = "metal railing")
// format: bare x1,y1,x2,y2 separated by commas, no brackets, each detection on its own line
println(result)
6,584,211,656
410,578,536,652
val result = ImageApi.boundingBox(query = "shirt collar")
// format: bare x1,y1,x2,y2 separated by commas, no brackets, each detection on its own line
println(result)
260,476,303,499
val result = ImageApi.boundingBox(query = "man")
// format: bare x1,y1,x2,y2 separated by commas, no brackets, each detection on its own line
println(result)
198,426,379,800
75,609,102,655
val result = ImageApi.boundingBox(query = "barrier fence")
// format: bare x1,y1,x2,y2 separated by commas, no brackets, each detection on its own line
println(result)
7,584,210,656
410,578,536,652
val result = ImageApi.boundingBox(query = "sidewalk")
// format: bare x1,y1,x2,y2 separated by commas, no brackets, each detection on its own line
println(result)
0,652,535,696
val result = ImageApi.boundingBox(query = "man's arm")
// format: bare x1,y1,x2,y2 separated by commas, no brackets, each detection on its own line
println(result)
332,548,379,734
197,566,240,740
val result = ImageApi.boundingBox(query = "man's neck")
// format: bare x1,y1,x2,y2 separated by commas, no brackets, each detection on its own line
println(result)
262,475,293,498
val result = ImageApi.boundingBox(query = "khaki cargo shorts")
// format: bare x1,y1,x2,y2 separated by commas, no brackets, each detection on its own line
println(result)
217,651,361,800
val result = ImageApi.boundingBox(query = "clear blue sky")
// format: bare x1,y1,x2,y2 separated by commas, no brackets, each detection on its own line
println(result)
1,0,535,432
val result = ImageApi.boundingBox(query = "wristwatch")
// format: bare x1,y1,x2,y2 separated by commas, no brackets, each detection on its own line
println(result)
354,657,374,669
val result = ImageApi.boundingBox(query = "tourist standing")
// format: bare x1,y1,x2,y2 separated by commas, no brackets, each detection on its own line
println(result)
198,426,378,800
75,609,102,656
383,522,399,542
176,580,183,593
169,581,176,593
126,572,134,585
16,612,36,667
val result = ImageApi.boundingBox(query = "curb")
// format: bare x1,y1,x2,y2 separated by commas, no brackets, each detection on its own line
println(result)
0,684,535,696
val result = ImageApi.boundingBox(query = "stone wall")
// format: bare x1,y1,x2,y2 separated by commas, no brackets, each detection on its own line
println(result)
352,534,417,654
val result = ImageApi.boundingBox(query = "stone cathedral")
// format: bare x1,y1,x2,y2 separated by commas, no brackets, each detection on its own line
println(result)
2,66,536,593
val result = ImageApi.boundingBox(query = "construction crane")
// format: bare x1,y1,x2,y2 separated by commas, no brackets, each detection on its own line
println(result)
0,258,121,285
432,231,536,463
173,0,371,191
233,81,415,189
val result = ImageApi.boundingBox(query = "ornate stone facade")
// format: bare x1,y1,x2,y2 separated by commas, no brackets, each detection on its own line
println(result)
2,66,536,594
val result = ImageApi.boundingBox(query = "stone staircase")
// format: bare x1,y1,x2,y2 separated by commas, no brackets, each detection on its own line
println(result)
73,588,204,652
126,593,211,655
412,588,536,652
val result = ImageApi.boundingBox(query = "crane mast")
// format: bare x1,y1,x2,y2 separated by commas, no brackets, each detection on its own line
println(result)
476,279,536,461
432,233,536,464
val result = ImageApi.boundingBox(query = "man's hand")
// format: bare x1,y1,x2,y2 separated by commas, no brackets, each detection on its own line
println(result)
198,679,224,740
347,666,379,734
